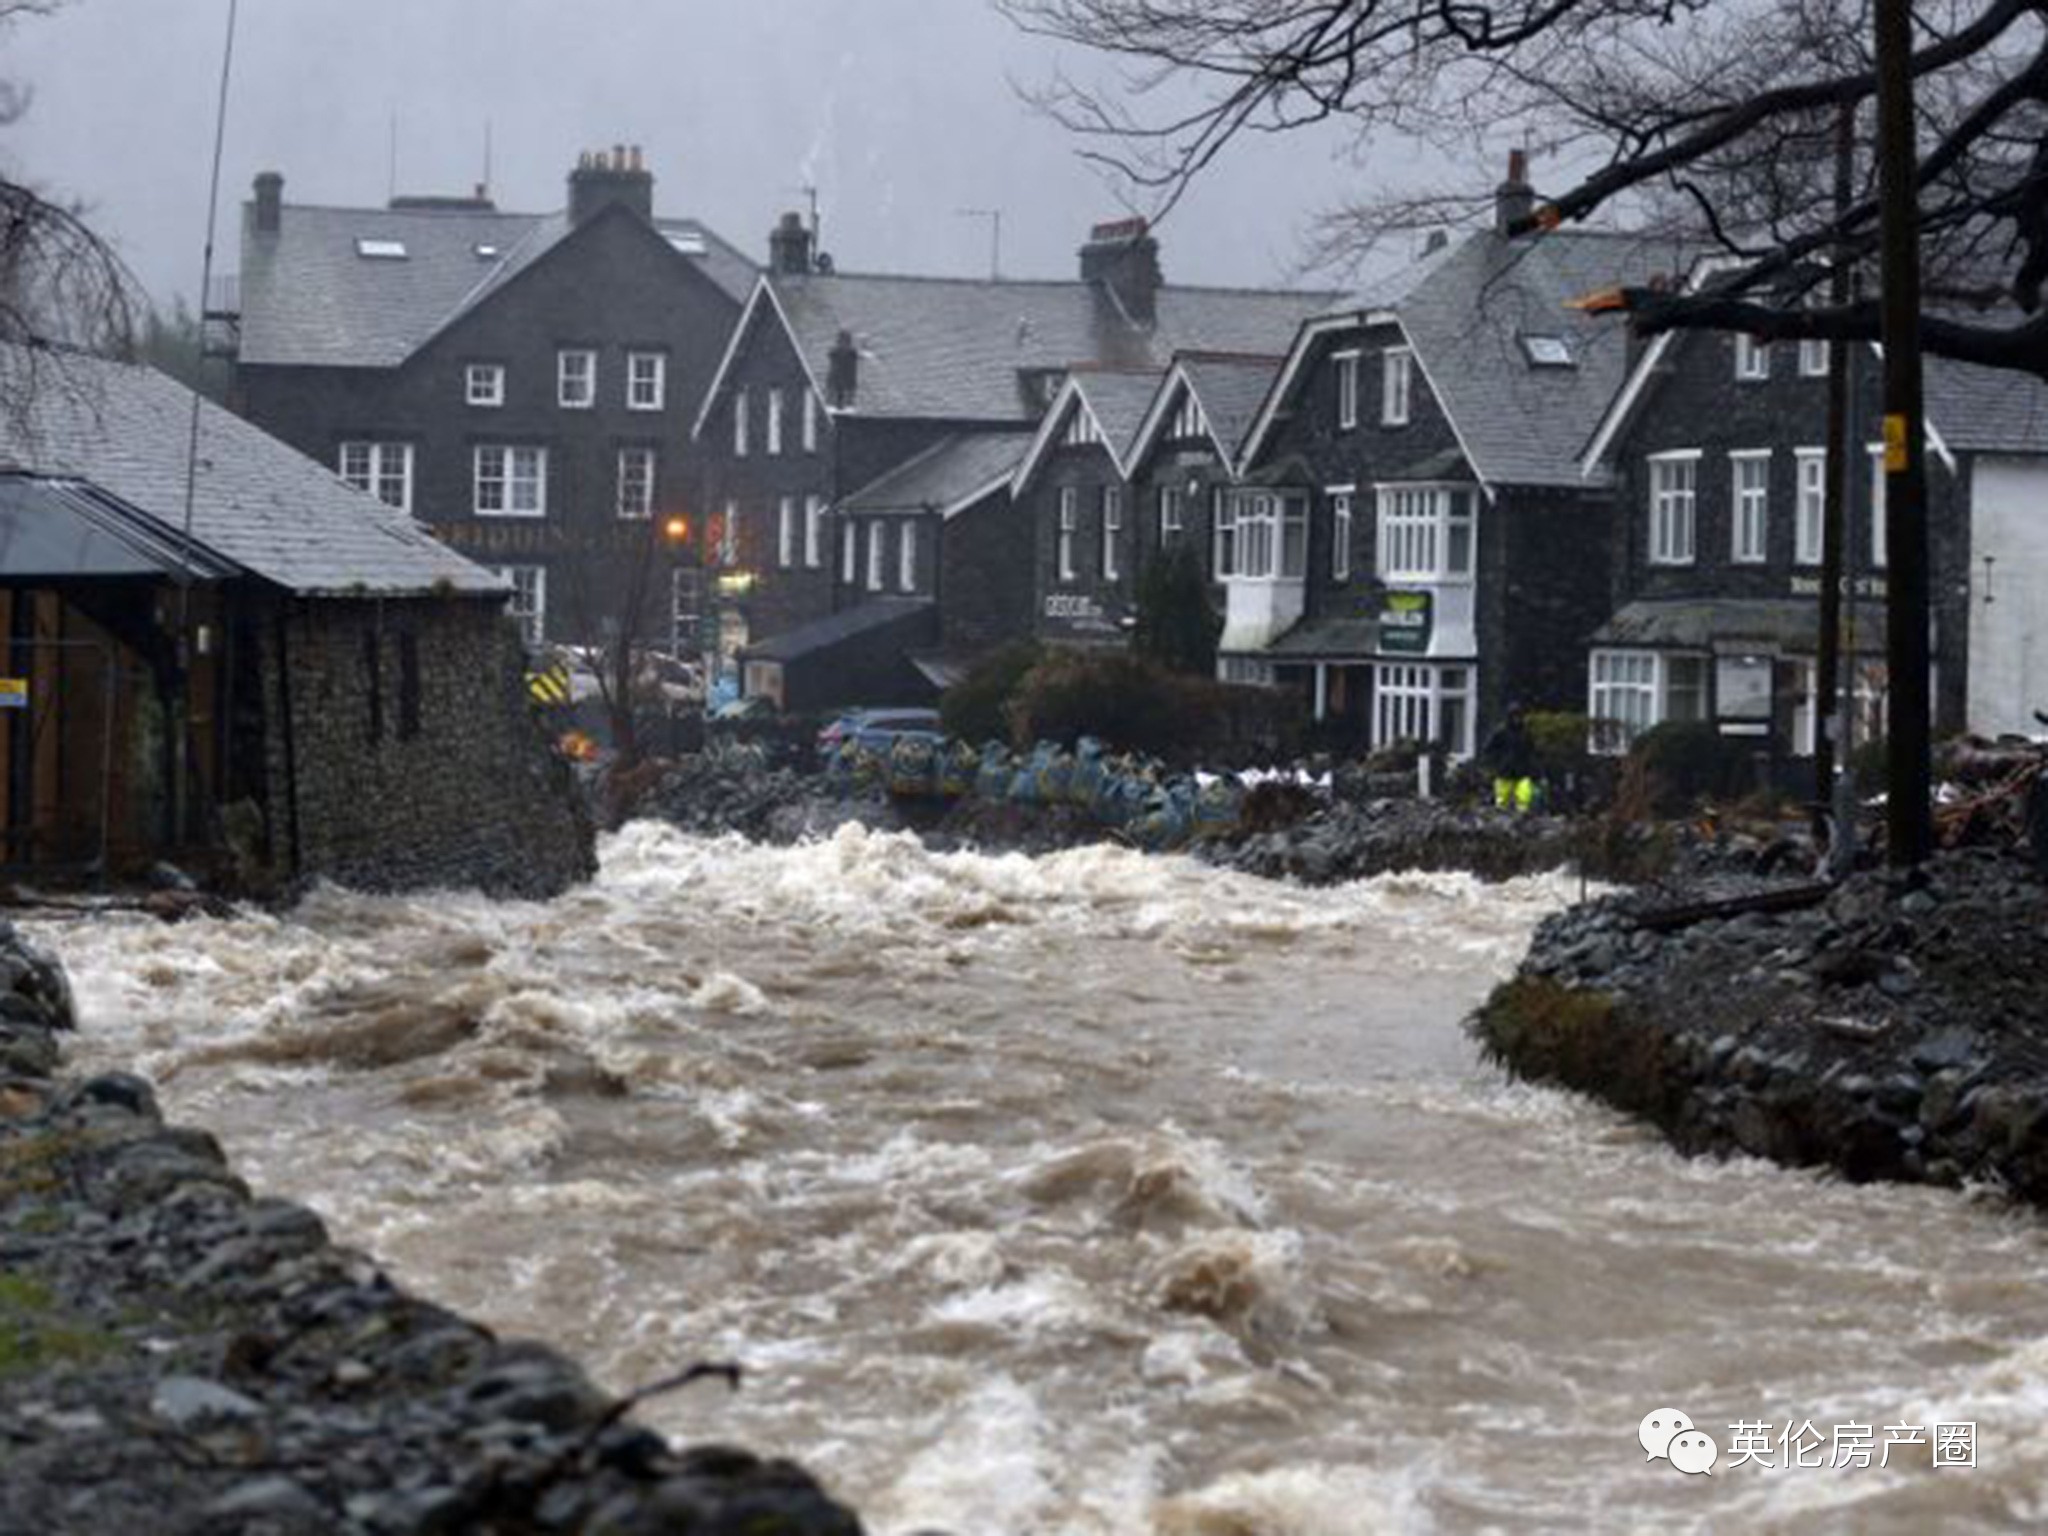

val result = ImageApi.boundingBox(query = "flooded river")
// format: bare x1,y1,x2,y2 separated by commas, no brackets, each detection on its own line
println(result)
32,823,2048,1533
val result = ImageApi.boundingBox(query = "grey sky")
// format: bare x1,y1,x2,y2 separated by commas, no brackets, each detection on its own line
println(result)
1,0,1410,309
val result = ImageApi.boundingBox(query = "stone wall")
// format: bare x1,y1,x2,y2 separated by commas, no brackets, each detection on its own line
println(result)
259,594,595,897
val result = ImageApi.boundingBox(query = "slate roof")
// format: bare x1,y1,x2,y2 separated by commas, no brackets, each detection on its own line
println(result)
0,346,502,596
1593,597,1886,653
1261,615,1381,660
742,596,934,662
765,271,1339,422
1177,354,1285,462
1925,353,2048,455
1392,229,1702,488
0,474,242,581
236,200,753,369
840,431,1029,518
1073,368,1168,467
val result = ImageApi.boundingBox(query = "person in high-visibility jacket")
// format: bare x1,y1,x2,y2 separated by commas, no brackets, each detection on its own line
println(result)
1481,702,1539,813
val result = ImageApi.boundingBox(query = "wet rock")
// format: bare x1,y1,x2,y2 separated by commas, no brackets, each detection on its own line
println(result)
150,1375,262,1426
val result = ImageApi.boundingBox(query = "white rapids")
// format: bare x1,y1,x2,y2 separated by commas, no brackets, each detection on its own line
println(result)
31,821,2048,1534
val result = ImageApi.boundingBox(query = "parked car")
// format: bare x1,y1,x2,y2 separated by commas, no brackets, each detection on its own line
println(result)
709,695,777,722
817,707,944,756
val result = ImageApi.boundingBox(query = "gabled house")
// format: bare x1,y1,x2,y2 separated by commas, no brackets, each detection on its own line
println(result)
0,346,589,893
1120,351,1290,601
1011,366,1162,645
1229,156,1697,751
221,147,753,652
691,216,1337,702
1581,311,2048,758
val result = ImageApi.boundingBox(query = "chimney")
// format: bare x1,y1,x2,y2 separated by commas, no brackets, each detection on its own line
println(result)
827,328,859,408
253,170,283,236
769,210,813,276
1496,148,1535,236
568,144,654,226
1079,216,1162,325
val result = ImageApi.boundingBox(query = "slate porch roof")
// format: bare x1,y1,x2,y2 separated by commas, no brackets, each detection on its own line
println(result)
236,199,754,369
741,596,934,663
739,270,1340,426
1593,598,1888,654
1924,353,2048,456
0,346,502,597
840,431,1030,518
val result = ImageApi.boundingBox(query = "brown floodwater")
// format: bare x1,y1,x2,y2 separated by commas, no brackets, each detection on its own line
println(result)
33,822,2048,1533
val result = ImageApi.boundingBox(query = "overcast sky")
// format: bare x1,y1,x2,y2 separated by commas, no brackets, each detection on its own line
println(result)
0,0,1446,310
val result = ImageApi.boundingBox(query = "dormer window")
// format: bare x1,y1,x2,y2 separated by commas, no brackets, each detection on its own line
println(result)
1334,351,1360,430
355,238,407,260
1521,335,1575,368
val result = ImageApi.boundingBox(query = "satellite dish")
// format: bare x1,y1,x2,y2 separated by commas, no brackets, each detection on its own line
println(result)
814,251,835,274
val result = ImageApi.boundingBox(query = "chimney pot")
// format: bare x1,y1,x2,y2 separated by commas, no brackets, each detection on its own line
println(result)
568,145,655,226
769,210,814,275
253,170,284,235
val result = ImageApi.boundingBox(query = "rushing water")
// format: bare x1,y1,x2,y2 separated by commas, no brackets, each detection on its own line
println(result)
30,823,2048,1533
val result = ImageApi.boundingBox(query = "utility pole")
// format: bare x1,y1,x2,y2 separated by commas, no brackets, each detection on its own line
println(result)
1874,0,1933,866
1814,102,1854,838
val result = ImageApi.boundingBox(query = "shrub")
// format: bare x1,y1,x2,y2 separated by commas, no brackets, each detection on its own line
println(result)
940,640,1043,745
1004,648,1300,761
1525,710,1592,779
1626,720,1757,815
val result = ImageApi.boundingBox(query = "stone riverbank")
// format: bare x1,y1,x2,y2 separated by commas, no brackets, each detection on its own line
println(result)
0,922,867,1536
1471,846,2048,1203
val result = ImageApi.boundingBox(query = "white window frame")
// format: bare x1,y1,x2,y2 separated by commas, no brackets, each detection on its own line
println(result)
1734,333,1770,381
491,565,546,648
841,517,858,583
1374,483,1477,583
1647,451,1699,566
1794,447,1826,566
1372,663,1474,758
1330,487,1354,580
1868,444,1889,569
898,520,918,591
865,520,886,592
719,500,740,567
1159,485,1185,541
339,441,414,513
1729,450,1770,564
473,445,547,518
1057,487,1078,583
734,388,749,457
557,348,596,409
616,447,656,520
1225,490,1309,581
627,351,666,411
777,495,797,568
1381,347,1413,426
766,387,784,455
1588,649,1709,753
802,390,820,453
804,494,826,568
1798,338,1830,377
1334,350,1360,430
465,363,504,408
1211,488,1236,578
1101,486,1122,580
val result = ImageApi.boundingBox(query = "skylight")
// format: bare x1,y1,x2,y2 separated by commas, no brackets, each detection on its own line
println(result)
355,238,409,260
1522,334,1575,367
666,232,707,256
474,243,500,260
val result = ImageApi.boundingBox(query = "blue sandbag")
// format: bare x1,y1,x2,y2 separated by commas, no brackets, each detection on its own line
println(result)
975,742,1013,801
887,733,942,798
938,739,979,799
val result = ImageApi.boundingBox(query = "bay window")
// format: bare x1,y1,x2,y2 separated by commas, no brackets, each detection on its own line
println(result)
1375,484,1476,582
1372,663,1472,757
1223,490,1308,580
1589,649,1708,752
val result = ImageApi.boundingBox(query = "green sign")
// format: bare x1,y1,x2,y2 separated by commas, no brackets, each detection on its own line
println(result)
1378,590,1433,654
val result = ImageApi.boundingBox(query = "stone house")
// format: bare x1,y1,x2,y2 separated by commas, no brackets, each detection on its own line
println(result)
1581,315,2048,759
691,216,1336,704
1227,159,1697,753
0,345,591,895
218,147,752,654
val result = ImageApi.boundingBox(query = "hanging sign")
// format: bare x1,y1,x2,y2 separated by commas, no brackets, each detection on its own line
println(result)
1377,590,1434,654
